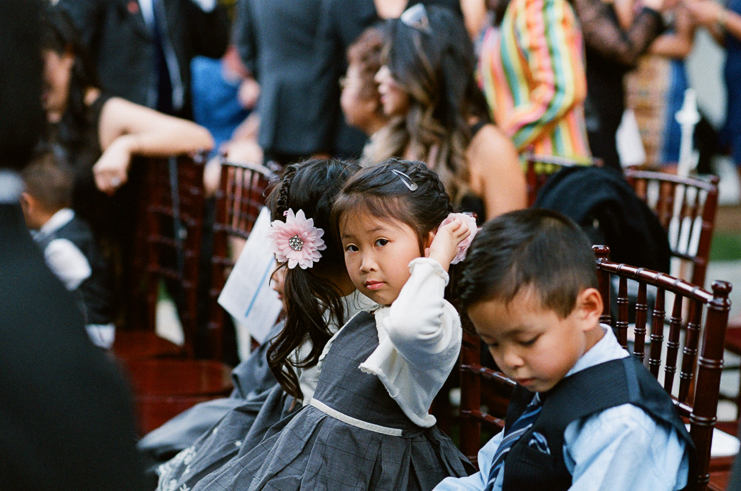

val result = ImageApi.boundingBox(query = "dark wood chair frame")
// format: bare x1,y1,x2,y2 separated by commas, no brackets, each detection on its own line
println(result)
624,169,720,289
207,157,276,360
115,153,235,434
142,153,208,358
593,245,731,491
524,153,603,207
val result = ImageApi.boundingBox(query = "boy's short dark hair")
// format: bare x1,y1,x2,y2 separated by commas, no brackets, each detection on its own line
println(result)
458,208,598,318
22,152,74,213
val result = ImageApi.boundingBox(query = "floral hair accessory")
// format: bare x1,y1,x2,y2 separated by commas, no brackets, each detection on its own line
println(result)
267,209,326,269
440,213,478,264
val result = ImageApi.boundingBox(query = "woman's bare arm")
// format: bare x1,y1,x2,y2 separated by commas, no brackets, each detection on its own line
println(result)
93,96,214,194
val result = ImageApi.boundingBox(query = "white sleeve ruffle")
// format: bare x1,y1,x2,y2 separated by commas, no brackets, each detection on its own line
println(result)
359,257,462,427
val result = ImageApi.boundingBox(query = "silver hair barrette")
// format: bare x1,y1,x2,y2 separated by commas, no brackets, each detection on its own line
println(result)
391,169,418,191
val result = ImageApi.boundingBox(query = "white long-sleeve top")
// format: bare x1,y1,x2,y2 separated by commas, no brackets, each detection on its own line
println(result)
356,257,463,427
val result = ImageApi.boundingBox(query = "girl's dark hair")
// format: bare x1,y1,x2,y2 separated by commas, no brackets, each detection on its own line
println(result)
332,158,453,256
369,6,490,203
40,7,99,140
266,159,360,401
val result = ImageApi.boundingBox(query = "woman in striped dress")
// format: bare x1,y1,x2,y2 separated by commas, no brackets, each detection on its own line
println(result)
478,0,592,162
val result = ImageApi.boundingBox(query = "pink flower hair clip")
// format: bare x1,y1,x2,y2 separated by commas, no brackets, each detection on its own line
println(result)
440,212,478,264
267,209,326,269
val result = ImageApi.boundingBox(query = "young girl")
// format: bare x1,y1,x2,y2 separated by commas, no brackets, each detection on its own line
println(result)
155,158,374,491
194,159,476,491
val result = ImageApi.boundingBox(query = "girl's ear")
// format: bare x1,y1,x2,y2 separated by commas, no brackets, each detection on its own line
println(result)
424,230,435,249
422,230,435,257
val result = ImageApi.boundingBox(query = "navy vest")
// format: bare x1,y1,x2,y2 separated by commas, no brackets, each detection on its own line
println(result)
501,356,697,491
35,216,113,326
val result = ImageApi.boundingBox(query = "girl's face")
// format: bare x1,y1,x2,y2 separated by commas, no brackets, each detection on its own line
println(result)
340,210,430,306
41,48,74,122
375,65,410,118
341,63,381,135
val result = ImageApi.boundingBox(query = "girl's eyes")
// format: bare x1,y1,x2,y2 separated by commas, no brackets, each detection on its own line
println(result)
345,244,358,253
375,238,389,247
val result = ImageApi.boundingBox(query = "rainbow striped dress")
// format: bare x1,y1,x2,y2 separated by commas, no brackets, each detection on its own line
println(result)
478,0,592,162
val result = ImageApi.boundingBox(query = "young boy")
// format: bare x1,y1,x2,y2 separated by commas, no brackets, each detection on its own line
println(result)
436,208,695,491
20,153,115,348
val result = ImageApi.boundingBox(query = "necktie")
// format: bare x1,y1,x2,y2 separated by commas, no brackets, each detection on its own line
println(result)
483,392,543,491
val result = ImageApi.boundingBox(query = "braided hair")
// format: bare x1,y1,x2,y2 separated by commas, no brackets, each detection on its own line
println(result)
265,159,360,401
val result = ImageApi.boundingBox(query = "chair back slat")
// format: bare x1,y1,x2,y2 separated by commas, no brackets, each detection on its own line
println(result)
648,288,666,378
678,300,702,402
616,275,630,349
664,294,683,395
633,282,648,362
594,246,731,490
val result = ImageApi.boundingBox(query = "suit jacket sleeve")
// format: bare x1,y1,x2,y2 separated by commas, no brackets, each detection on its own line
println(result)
233,0,258,77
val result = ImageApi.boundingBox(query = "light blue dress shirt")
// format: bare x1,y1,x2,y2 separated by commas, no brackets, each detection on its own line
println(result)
434,325,690,491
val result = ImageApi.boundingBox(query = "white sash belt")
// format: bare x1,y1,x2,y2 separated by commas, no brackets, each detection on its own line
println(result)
310,399,403,436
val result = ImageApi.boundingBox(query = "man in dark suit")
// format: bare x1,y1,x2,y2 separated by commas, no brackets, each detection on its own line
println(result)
0,1,146,489
56,0,229,118
232,0,331,165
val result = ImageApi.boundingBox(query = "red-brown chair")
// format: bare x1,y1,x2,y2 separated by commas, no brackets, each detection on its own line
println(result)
457,326,516,468
206,157,277,360
113,154,234,435
624,169,719,288
524,153,601,207
593,245,732,491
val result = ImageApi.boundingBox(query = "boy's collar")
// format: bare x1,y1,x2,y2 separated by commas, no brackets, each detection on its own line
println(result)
564,324,629,379
38,208,75,236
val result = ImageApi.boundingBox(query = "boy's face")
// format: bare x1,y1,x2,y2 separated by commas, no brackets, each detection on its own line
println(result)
467,287,603,393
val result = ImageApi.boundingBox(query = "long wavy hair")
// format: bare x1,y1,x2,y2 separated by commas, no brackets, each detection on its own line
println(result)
266,159,361,401
365,6,490,206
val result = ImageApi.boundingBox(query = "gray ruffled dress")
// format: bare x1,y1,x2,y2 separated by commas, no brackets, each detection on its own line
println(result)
193,310,473,491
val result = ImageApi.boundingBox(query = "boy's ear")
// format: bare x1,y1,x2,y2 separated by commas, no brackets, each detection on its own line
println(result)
576,287,603,330
19,192,33,211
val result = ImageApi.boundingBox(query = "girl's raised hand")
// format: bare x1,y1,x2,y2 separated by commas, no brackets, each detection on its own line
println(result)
426,215,472,271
